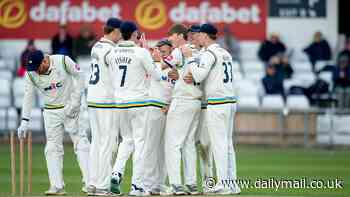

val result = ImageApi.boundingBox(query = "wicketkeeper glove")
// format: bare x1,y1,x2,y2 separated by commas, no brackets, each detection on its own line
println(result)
17,119,29,139
64,102,80,119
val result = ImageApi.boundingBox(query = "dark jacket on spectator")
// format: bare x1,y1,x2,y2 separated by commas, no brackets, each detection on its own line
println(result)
51,34,73,58
333,66,350,87
258,40,286,62
304,40,332,65
275,63,294,79
73,34,96,58
338,49,350,62
262,75,285,95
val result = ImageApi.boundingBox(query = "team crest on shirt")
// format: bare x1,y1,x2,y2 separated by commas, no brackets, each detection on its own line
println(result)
75,64,80,70
44,82,63,91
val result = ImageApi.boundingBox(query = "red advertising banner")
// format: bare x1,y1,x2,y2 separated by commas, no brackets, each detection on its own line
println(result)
0,0,267,40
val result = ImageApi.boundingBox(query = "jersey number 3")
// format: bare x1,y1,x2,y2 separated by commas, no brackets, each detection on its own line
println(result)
89,63,100,85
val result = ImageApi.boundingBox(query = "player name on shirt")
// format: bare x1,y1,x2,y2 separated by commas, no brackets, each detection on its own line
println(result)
114,56,132,65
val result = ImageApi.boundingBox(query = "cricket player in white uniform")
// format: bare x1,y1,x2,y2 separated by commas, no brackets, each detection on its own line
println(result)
163,24,202,195
17,50,90,195
142,40,175,195
107,21,166,196
188,24,214,188
184,23,240,195
86,18,122,196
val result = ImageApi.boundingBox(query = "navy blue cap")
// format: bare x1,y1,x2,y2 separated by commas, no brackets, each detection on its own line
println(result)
200,23,218,35
189,24,201,33
120,21,138,35
26,50,44,71
106,17,122,29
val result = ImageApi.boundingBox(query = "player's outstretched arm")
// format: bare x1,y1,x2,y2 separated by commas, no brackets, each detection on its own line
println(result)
18,74,35,138
188,51,215,83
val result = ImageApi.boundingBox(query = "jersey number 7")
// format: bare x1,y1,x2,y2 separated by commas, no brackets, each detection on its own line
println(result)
119,65,127,87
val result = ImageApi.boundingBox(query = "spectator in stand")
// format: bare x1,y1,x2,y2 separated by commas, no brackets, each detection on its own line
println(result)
258,33,286,63
51,24,73,58
269,55,294,80
262,63,285,97
73,25,96,59
17,39,36,77
338,38,350,61
303,31,332,71
333,55,350,108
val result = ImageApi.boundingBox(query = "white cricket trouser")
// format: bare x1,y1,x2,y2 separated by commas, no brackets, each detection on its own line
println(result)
112,123,134,176
206,103,237,183
43,108,90,189
196,109,214,180
165,98,201,185
142,107,167,191
113,108,147,187
79,92,91,136
88,108,119,189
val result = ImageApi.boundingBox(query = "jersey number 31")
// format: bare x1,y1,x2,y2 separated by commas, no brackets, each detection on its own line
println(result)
223,62,233,83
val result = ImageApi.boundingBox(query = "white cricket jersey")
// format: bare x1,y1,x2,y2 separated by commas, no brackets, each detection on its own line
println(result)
148,62,174,104
87,38,116,107
106,40,165,107
190,43,237,105
164,44,202,100
21,55,83,120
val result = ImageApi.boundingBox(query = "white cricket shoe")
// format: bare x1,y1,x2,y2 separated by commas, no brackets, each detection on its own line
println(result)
44,186,66,195
86,185,96,196
150,184,173,196
206,184,232,195
170,184,186,196
94,188,117,196
230,181,241,195
81,183,88,193
129,184,150,196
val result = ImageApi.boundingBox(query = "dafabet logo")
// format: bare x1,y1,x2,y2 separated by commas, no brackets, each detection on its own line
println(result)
135,0,167,30
0,0,27,29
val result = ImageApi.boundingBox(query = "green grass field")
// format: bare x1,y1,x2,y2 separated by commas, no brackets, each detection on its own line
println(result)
0,143,349,197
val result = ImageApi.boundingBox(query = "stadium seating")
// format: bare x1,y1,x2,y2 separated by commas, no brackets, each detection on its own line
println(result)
7,107,19,131
294,72,316,88
318,71,333,90
315,60,334,72
293,61,313,73
0,59,6,69
231,61,241,73
235,79,260,96
0,107,18,132
245,72,264,82
0,69,13,81
283,79,301,94
237,95,260,108
286,95,310,110
13,77,25,108
261,95,284,109
0,78,12,108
